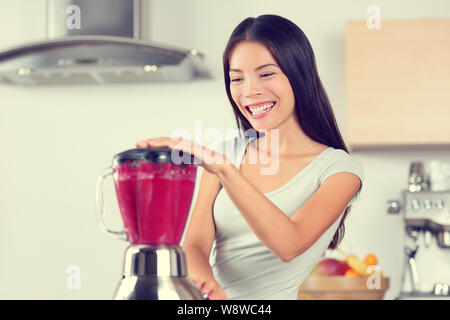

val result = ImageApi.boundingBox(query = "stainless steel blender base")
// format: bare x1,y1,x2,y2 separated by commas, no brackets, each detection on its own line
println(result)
114,276,205,300
113,245,207,300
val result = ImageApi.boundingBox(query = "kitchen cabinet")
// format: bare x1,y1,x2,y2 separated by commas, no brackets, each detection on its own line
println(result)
345,19,450,149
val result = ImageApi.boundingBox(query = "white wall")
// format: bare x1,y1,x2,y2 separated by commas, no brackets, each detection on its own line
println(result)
1,0,449,299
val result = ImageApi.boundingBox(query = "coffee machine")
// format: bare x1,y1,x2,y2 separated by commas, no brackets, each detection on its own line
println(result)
96,147,206,300
388,161,450,299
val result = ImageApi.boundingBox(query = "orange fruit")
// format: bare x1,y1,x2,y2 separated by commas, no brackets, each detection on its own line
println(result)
364,253,378,266
344,269,360,277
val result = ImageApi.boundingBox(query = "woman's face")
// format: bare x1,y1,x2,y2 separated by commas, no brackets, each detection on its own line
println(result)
229,41,296,132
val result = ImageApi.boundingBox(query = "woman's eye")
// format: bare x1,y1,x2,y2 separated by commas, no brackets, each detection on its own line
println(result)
231,78,243,82
261,72,275,78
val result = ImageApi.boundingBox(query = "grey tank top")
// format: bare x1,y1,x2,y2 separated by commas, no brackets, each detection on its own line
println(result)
208,135,364,300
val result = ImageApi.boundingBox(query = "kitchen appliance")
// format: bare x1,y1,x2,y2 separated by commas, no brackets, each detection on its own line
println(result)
387,161,450,299
0,0,209,85
407,161,429,192
96,146,206,300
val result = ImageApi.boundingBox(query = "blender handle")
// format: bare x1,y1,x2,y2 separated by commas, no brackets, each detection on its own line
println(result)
96,167,127,240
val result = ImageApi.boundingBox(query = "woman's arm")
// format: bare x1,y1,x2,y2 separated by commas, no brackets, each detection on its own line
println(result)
182,168,227,299
182,168,218,281
136,137,361,263
216,163,361,262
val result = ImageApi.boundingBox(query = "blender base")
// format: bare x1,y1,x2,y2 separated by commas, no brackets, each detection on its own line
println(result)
114,275,205,300
113,244,207,300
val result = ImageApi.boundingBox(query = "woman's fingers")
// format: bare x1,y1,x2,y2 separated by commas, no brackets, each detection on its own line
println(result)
201,282,215,297
193,279,205,291
134,137,228,175
197,279,228,300
189,277,228,300
191,278,217,297
209,287,227,300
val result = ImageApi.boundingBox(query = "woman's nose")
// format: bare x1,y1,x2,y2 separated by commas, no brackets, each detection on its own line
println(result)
243,78,263,97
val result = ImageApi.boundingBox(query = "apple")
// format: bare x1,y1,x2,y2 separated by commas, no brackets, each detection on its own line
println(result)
309,258,350,276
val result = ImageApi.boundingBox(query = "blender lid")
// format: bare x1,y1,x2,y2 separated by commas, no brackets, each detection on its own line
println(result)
113,147,196,165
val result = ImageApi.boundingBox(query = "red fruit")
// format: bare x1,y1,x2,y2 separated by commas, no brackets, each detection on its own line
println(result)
339,260,351,273
312,258,348,276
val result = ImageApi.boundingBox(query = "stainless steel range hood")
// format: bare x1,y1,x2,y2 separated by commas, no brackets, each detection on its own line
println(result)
0,0,210,85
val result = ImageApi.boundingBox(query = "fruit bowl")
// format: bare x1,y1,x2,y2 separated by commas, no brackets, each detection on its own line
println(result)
297,276,390,300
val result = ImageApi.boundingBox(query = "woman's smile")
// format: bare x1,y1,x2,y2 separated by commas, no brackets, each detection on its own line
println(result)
245,101,276,118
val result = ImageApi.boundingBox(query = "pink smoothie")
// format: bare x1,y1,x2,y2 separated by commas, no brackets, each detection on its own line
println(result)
113,160,197,245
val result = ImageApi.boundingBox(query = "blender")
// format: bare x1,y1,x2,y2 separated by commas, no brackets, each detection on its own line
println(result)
96,146,206,300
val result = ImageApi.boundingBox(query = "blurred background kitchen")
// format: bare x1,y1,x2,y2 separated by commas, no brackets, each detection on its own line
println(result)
1,0,450,300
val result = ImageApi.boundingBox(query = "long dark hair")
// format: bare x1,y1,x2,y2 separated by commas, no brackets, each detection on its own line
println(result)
223,14,351,250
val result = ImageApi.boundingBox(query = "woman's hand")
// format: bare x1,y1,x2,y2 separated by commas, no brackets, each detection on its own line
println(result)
191,277,228,300
136,137,231,175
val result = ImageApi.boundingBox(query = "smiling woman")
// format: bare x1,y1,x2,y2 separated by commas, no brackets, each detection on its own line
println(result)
136,14,364,301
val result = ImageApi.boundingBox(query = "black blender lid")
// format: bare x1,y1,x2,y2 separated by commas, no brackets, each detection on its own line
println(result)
113,146,197,165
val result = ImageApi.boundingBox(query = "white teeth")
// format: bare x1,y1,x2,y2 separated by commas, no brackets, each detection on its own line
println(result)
248,103,275,115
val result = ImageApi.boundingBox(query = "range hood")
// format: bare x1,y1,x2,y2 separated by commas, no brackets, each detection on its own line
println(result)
0,0,210,85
